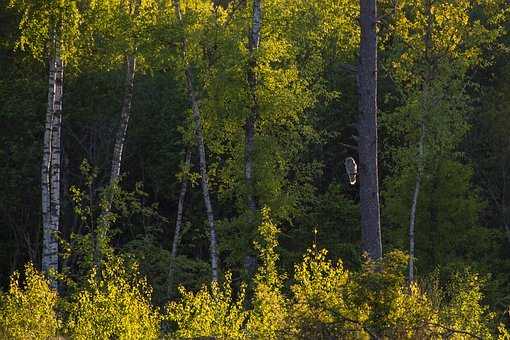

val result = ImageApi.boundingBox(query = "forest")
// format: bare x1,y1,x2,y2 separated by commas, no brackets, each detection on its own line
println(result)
1,0,510,338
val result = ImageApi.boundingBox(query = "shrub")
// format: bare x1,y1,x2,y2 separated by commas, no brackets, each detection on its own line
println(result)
246,207,288,339
64,256,161,339
289,247,368,339
165,272,247,338
0,263,59,339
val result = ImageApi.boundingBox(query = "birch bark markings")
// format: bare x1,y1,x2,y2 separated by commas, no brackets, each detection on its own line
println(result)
173,0,219,281
110,55,136,184
357,0,382,260
245,0,262,214
42,48,64,287
41,56,55,276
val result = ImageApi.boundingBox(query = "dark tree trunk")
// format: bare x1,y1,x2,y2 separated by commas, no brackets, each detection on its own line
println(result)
357,0,382,260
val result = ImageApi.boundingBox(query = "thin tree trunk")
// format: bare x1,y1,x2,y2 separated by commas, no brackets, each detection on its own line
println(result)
408,121,424,283
408,0,432,284
42,46,63,289
167,149,192,295
245,0,262,214
357,0,382,260
110,55,136,184
173,0,219,281
94,55,136,268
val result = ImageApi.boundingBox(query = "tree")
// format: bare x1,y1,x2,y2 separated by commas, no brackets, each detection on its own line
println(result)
245,0,262,214
382,0,504,281
358,0,382,260
8,0,82,286
171,0,219,281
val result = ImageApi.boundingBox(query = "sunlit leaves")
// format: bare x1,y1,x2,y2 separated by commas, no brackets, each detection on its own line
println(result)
9,0,82,62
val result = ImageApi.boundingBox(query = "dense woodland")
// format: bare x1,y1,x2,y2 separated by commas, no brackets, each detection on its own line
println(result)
1,0,510,338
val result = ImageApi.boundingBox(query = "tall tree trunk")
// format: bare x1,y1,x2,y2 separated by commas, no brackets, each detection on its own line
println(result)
94,55,136,268
42,47,63,288
408,121,424,283
409,0,432,283
245,0,262,214
173,0,219,281
41,57,55,274
357,0,382,260
167,149,191,295
110,55,136,184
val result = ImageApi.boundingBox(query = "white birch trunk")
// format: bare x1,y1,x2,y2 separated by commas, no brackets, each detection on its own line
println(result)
42,47,63,289
408,121,424,283
110,55,136,184
41,56,55,276
408,0,432,284
244,0,262,214
173,0,219,281
168,149,191,295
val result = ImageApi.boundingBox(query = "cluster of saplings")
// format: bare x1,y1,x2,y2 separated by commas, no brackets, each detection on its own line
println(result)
0,209,507,339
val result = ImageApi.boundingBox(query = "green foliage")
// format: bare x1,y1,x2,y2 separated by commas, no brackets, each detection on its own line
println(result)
165,272,247,338
64,256,161,339
2,0,510,336
246,208,287,338
0,263,59,339
0,208,506,339
355,251,437,338
438,270,494,338
8,0,82,62
289,247,367,338
164,212,505,339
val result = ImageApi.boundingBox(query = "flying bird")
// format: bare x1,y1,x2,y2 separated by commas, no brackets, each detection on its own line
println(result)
344,157,357,185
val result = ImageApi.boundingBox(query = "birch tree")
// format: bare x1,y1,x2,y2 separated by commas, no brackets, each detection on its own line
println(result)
245,0,262,214
83,0,158,185
168,148,191,294
383,0,503,281
170,0,219,281
194,0,359,267
8,0,82,286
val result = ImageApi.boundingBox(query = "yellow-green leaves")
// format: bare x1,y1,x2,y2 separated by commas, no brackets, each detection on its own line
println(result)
387,0,500,85
0,263,59,339
9,0,82,63
247,207,288,339
165,272,247,338
64,256,161,339
289,248,368,338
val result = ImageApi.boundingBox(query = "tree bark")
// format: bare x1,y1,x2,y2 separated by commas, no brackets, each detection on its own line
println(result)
93,55,136,268
168,148,191,295
42,46,63,289
245,0,262,214
110,55,136,184
173,0,219,281
409,0,432,283
41,57,55,274
357,0,382,260
408,121,424,283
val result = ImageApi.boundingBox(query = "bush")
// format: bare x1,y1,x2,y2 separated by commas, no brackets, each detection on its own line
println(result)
64,256,161,339
0,263,59,339
246,208,288,339
165,272,247,338
288,247,368,338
